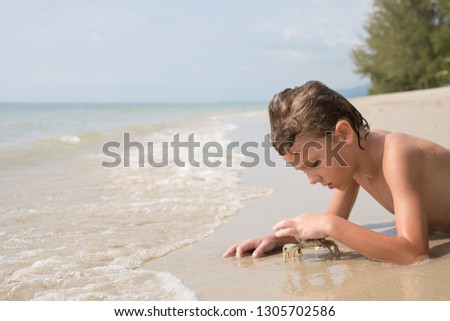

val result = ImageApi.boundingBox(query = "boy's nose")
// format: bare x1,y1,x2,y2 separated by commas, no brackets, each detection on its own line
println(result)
307,173,321,185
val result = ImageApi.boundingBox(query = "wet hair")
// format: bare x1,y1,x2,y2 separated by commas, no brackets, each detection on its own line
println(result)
268,80,370,155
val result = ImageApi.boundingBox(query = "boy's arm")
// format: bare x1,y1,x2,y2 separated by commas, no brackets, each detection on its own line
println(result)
325,215,427,265
275,200,428,264
325,179,359,219
274,140,429,264
326,141,429,264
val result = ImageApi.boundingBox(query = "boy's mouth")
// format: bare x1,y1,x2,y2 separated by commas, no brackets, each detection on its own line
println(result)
327,183,334,190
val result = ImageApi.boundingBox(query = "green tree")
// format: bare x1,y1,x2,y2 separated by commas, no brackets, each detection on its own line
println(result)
352,0,450,94
432,0,450,84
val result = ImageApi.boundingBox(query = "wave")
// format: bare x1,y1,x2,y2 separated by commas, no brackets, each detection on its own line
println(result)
2,252,197,300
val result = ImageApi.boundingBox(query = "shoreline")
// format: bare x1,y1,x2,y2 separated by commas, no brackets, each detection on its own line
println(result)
146,87,450,300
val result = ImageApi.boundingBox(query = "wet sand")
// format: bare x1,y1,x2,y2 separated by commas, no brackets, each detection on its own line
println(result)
146,86,450,300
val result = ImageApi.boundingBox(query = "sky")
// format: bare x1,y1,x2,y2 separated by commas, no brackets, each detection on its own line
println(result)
0,0,373,102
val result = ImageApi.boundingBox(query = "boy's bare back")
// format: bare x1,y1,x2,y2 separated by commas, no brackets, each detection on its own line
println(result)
364,130,450,232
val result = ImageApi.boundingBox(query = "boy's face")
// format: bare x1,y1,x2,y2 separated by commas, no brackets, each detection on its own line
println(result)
282,135,354,191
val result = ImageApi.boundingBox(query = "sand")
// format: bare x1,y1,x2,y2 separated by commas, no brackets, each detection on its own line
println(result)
147,86,450,300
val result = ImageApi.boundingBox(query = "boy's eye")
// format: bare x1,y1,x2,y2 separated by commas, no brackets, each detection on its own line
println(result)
305,159,321,168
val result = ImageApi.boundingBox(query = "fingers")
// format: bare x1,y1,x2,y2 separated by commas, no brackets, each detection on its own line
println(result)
222,244,238,258
223,237,274,259
272,219,286,231
274,228,297,238
222,241,257,258
274,215,328,240
252,239,275,258
272,219,295,232
235,240,259,258
273,218,301,241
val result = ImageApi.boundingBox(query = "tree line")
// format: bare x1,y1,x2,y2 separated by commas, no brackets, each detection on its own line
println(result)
352,0,450,94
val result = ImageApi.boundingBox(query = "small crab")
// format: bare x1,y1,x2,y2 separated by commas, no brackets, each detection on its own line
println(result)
282,238,340,261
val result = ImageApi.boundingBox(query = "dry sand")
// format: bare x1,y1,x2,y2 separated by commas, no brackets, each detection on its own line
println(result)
147,86,450,300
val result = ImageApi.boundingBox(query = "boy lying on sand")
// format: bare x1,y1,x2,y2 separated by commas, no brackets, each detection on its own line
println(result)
223,80,450,265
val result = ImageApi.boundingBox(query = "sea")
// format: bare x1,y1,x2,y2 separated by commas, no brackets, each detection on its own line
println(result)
0,102,272,300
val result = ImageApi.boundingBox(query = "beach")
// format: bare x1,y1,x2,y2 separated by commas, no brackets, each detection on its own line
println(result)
1,87,450,300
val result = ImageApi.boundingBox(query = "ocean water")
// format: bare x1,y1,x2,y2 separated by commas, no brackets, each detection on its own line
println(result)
0,102,271,300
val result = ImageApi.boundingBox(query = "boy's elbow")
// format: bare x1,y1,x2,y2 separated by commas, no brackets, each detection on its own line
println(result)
401,253,428,265
401,247,429,265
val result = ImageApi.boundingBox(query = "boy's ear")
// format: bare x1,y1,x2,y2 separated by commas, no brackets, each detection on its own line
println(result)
335,119,354,143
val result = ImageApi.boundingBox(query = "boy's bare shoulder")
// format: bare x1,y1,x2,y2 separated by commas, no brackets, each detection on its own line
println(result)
374,131,420,157
385,132,419,148
380,133,421,174
382,131,447,153
369,130,449,170
380,131,450,172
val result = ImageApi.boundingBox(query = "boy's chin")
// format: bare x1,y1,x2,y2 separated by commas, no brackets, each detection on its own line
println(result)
333,182,349,191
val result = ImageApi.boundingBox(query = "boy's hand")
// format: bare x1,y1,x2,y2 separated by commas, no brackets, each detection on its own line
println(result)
222,234,285,258
273,213,328,241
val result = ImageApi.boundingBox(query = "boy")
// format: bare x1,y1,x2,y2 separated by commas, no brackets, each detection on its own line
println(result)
223,80,450,265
